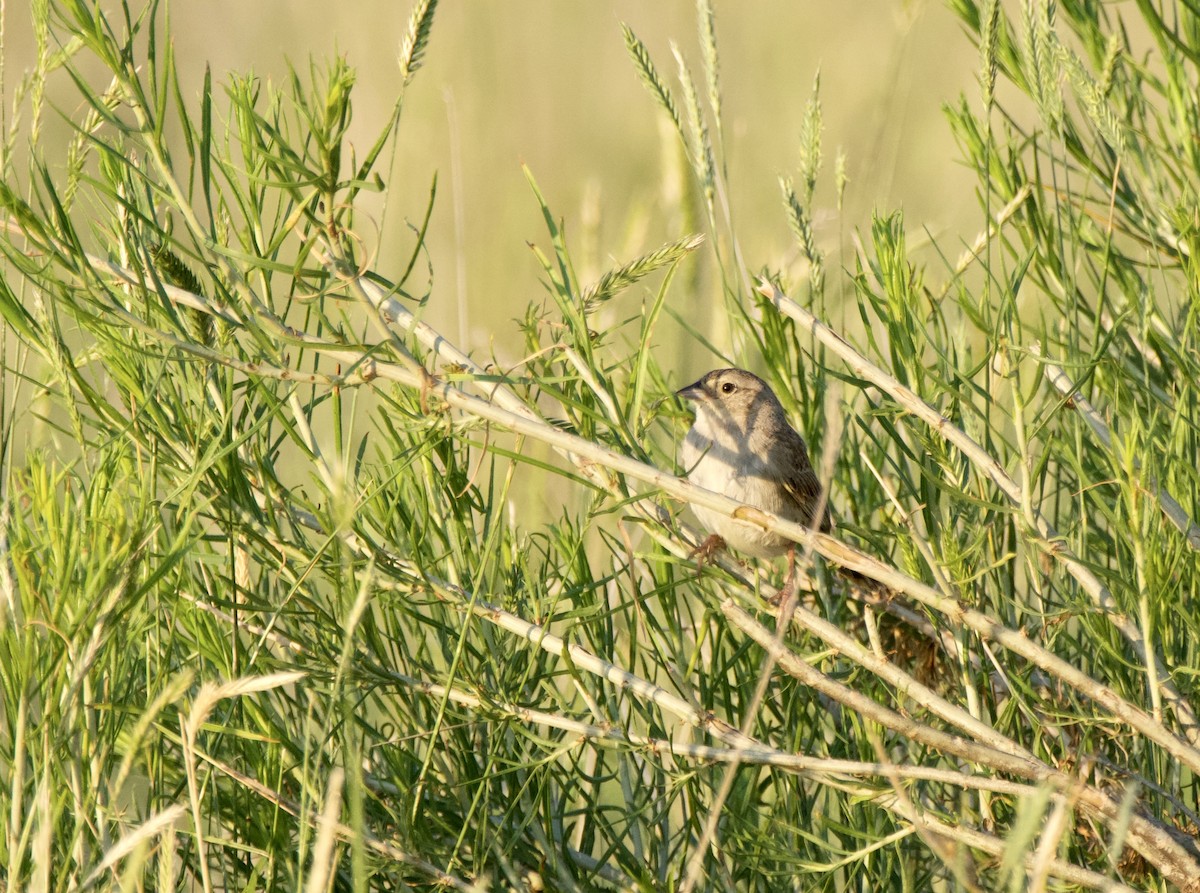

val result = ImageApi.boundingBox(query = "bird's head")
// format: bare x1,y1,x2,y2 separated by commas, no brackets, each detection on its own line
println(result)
676,368,786,439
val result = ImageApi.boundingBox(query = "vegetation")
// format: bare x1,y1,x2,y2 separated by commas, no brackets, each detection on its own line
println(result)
1,0,1198,890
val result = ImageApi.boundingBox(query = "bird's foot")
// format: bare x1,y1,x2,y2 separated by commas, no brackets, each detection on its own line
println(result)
688,534,726,568
766,582,797,608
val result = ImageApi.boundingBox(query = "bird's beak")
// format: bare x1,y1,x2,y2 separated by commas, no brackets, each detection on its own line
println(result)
675,379,704,401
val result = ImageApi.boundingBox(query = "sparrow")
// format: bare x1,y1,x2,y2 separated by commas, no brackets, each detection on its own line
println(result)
676,368,830,599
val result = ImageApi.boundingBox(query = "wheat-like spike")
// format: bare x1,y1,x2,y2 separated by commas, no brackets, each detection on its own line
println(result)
1099,32,1122,96
799,72,823,204
980,0,1001,109
622,23,684,137
1023,0,1063,129
150,241,213,345
150,242,205,297
1060,45,1125,155
697,0,722,134
398,0,438,85
673,44,715,196
780,176,824,294
580,232,704,309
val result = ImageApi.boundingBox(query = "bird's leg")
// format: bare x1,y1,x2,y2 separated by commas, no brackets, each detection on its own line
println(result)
688,534,726,567
768,545,799,607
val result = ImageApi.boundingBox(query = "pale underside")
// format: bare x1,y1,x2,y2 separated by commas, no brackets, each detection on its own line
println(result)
681,428,825,559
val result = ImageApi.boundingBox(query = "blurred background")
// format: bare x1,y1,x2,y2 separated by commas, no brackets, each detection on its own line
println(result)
8,1,982,368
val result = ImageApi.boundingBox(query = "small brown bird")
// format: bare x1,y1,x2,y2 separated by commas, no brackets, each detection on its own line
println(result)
676,368,829,598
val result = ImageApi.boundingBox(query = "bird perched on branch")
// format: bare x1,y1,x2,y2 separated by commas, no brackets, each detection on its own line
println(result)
676,368,829,601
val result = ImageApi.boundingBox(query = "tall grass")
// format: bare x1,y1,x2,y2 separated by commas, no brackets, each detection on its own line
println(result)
1,0,1198,890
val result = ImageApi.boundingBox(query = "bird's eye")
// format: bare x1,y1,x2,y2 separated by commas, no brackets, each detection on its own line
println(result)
720,382,735,394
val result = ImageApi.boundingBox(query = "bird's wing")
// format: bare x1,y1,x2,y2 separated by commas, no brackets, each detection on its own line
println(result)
782,466,832,532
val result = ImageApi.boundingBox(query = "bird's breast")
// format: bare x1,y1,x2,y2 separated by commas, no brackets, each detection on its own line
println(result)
680,427,794,558
681,430,775,501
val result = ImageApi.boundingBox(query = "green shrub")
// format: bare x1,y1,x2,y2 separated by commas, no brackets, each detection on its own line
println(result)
1,1,1198,890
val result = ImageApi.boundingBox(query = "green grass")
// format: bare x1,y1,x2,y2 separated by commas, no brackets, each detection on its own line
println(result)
1,0,1199,890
